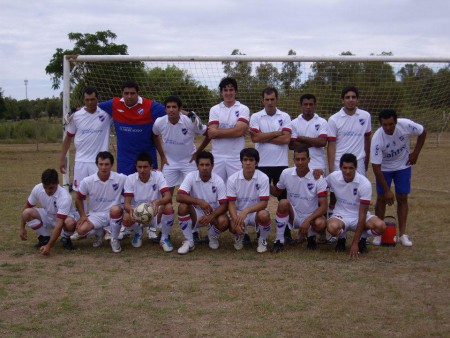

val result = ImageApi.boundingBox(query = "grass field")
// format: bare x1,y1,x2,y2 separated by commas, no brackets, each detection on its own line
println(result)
0,139,449,337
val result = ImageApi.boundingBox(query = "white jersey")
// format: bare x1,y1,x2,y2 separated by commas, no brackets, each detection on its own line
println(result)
66,107,111,163
77,171,127,213
153,114,206,165
290,113,328,171
371,118,424,171
277,168,327,216
326,170,371,218
227,169,270,212
208,101,250,159
27,184,76,220
124,171,170,206
249,108,292,167
328,108,371,162
178,171,227,210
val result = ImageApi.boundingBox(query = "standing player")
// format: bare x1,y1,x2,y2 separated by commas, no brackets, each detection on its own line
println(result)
123,152,174,252
227,148,271,253
370,109,427,246
271,147,328,252
59,87,111,191
19,169,78,255
176,151,229,254
326,153,386,256
208,77,250,183
74,151,127,253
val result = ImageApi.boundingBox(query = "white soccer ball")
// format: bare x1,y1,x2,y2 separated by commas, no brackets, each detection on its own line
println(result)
133,202,154,225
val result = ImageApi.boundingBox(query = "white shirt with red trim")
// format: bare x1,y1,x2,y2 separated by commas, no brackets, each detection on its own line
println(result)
227,169,269,212
178,171,227,211
208,101,250,159
277,168,327,215
290,113,328,171
249,109,291,167
326,170,372,218
77,171,127,213
124,171,169,206
328,108,371,162
66,107,111,163
370,118,424,171
153,114,206,165
27,184,75,220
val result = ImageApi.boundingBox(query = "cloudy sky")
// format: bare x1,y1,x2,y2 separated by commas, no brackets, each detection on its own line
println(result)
1,0,449,100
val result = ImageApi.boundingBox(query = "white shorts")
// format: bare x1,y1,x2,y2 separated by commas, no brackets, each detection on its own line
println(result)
162,162,197,187
73,161,98,191
330,212,374,232
288,209,317,230
36,208,79,228
87,211,110,229
213,157,241,183
333,158,366,177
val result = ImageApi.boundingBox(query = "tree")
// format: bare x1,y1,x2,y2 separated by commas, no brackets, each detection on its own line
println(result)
280,49,302,95
0,88,6,119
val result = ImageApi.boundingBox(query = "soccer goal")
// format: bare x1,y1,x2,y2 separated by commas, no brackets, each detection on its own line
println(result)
62,55,450,187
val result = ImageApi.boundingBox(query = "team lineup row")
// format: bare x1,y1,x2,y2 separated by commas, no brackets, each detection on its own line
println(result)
19,78,427,257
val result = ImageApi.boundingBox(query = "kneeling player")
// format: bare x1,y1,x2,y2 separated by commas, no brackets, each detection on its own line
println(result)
326,153,386,257
227,148,271,253
123,152,174,252
19,168,79,255
271,147,327,252
176,151,228,254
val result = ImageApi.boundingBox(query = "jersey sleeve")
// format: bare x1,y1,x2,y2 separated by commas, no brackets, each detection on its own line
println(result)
282,114,292,133
124,176,135,197
151,101,166,120
56,191,73,219
370,131,383,165
316,177,328,198
226,175,237,201
259,173,270,201
276,170,287,190
365,113,372,135
208,106,219,125
27,185,39,207
249,113,260,133
404,119,425,136
359,179,372,205
216,178,228,205
66,115,77,136
98,100,113,116
238,105,250,125
318,119,328,138
77,178,89,200
156,172,170,194
152,117,162,135
327,117,337,141
178,173,193,195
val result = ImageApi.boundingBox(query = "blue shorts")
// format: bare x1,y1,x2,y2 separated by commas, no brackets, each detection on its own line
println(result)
376,167,411,195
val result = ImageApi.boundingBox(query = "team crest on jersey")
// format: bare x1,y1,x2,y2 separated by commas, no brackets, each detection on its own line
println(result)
117,109,124,113
353,188,358,196
181,128,188,135
278,119,283,126
137,108,144,115
54,200,57,208
307,183,314,190
212,186,217,193
315,124,320,131
399,135,405,142
112,183,119,191
392,140,396,146
375,145,380,156
386,143,390,149
99,115,105,122
359,119,365,126
235,111,240,117
255,183,260,191
152,184,157,191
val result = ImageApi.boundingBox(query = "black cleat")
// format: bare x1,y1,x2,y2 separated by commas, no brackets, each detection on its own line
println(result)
335,238,346,252
193,232,208,244
243,234,252,247
34,235,50,248
358,238,368,254
60,237,75,250
307,236,317,250
284,227,293,245
271,240,284,253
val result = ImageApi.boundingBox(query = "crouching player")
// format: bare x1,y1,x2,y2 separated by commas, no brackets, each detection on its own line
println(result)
19,168,79,255
271,147,327,252
227,148,271,253
74,151,127,253
123,152,174,252
326,153,386,257
176,151,228,254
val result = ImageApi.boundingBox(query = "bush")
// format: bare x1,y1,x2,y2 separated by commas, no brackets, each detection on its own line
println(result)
0,119,63,143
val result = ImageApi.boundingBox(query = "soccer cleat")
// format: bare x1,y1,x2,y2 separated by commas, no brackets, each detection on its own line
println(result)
208,235,220,250
160,238,174,252
177,241,195,255
243,233,252,247
92,234,104,248
257,238,268,253
70,231,86,241
117,226,131,240
371,235,382,246
234,235,244,250
104,230,111,241
284,227,293,245
307,236,317,250
335,238,346,252
110,238,122,253
271,240,284,253
60,237,75,250
358,238,368,254
34,235,50,248
399,234,413,247
147,226,159,242
131,232,143,248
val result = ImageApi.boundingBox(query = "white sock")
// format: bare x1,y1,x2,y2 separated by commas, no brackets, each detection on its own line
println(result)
178,215,193,243
207,225,220,238
131,223,142,235
275,212,289,243
61,229,73,238
258,223,271,241
160,211,174,241
109,215,123,239
365,229,380,237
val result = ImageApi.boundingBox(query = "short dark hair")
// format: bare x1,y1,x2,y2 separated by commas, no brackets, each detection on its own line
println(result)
196,151,214,166
300,93,316,104
262,87,278,98
96,151,114,166
219,77,238,92
84,87,99,98
121,80,139,92
378,109,398,123
341,86,359,99
164,96,183,108
240,148,259,163
135,152,153,166
294,146,310,158
41,169,59,185
339,153,357,169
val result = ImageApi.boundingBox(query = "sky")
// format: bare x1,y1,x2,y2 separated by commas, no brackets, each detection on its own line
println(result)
1,0,449,100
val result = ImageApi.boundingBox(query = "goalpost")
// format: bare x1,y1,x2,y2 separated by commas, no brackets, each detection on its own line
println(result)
62,55,450,189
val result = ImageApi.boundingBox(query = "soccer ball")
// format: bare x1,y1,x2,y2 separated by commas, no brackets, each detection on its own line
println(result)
133,202,154,225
